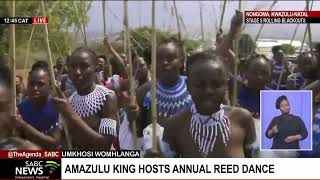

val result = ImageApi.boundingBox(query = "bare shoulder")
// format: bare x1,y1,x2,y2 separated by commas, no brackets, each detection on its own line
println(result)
162,108,191,150
223,105,253,125
163,109,191,130
224,106,256,145
136,81,151,107
102,87,118,107
106,89,117,102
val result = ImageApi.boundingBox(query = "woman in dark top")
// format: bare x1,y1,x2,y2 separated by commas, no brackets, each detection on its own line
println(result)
265,95,308,149
17,61,61,149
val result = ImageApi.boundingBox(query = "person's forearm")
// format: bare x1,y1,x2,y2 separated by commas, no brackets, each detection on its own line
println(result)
303,80,320,100
23,124,58,149
304,80,320,90
216,31,236,56
106,45,128,78
216,29,239,71
63,111,112,149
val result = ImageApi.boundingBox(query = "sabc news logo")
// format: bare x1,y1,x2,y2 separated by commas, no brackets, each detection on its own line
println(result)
15,160,60,178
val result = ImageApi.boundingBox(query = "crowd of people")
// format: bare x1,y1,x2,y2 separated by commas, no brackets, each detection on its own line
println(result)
0,11,319,158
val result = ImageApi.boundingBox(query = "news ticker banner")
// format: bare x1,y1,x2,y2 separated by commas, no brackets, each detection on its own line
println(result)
2,11,320,25
0,150,320,180
245,11,320,24
0,17,48,24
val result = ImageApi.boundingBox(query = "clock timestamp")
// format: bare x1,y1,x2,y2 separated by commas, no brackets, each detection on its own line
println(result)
0,17,32,24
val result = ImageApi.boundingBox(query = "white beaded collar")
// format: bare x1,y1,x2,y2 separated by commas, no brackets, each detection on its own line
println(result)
69,85,114,118
190,104,231,157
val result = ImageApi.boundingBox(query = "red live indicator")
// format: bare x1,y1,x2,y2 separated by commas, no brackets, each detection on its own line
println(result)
32,17,48,24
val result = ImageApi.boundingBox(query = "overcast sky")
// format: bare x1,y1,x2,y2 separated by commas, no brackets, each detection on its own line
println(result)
84,1,320,42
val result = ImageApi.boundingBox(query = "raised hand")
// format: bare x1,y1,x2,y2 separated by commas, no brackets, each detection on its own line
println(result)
51,85,75,117
230,10,243,33
285,135,297,143
103,36,111,47
125,96,139,124
272,124,278,134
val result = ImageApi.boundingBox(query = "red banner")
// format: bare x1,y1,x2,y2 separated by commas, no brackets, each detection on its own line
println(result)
0,150,61,159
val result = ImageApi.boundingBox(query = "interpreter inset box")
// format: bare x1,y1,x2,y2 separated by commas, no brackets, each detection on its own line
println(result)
260,90,312,150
